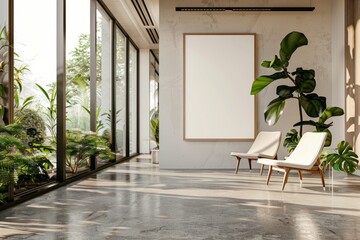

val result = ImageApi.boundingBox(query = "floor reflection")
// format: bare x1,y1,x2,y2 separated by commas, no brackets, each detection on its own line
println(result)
0,156,359,239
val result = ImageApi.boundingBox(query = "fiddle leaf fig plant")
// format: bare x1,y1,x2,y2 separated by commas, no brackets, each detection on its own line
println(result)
251,31,327,136
293,106,344,147
252,31,358,174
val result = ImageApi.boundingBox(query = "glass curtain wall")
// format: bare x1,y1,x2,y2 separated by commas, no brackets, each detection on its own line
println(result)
149,52,159,150
8,0,57,195
0,0,139,207
66,0,91,176
115,28,127,157
0,0,9,204
129,44,138,155
96,4,114,166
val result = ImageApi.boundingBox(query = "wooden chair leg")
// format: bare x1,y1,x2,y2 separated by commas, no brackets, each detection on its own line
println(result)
235,157,241,174
319,169,325,190
266,166,273,185
248,159,252,171
298,170,303,184
260,164,265,176
282,168,291,191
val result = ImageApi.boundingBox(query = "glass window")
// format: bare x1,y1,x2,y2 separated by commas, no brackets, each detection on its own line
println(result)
11,0,57,195
0,0,8,126
66,0,91,176
96,4,113,166
115,28,127,157
0,0,9,204
149,52,159,150
129,44,137,155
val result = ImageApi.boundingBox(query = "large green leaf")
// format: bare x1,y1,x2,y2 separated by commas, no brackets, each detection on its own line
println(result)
261,55,283,71
0,83,4,95
251,72,287,95
293,120,317,127
292,122,332,146
264,97,286,126
293,68,316,93
276,85,297,97
299,94,326,117
318,106,344,124
283,129,300,153
293,120,331,131
279,32,308,67
292,67,315,79
295,77,316,93
323,129,332,147
321,141,359,174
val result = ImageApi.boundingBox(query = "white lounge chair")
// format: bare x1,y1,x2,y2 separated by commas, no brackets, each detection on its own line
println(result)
257,132,327,191
230,131,281,175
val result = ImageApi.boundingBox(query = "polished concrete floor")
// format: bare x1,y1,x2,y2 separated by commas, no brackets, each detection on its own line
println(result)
0,155,360,240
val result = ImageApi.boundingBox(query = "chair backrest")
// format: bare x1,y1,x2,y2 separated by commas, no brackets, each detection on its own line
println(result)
285,132,327,169
247,131,281,158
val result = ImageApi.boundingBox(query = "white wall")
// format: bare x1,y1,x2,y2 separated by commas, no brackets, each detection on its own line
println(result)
331,0,345,145
159,0,345,169
139,49,150,153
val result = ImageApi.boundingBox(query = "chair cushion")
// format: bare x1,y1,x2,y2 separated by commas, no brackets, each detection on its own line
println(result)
257,158,315,170
257,158,305,168
230,152,260,159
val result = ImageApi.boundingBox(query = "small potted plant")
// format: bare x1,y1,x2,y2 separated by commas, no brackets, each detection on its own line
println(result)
150,107,159,164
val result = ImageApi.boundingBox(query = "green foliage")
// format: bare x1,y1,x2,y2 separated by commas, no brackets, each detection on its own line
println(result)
66,129,114,173
294,107,344,147
320,141,359,174
299,93,326,118
14,64,31,111
251,32,355,174
1,25,33,124
0,25,9,124
0,124,54,204
82,105,105,133
66,34,91,93
251,72,287,95
251,31,328,128
264,97,287,126
36,83,57,140
279,31,308,67
283,129,300,153
150,107,159,148
15,108,46,143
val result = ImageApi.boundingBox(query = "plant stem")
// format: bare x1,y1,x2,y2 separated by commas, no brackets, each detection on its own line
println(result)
285,68,303,136
284,68,296,84
298,94,303,136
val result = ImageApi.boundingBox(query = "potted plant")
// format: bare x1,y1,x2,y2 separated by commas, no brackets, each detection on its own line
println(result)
150,107,159,164
250,31,359,174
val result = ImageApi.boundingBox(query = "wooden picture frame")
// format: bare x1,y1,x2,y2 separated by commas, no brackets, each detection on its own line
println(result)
183,33,257,140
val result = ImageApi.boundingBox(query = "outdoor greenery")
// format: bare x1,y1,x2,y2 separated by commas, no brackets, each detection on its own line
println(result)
0,26,9,125
66,129,114,173
251,31,358,173
150,107,159,149
0,124,53,203
0,25,116,205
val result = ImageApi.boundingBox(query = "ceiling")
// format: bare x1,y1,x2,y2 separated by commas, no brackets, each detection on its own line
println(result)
103,0,159,50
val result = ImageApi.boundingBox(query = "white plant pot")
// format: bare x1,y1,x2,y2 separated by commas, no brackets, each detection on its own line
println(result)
151,149,159,164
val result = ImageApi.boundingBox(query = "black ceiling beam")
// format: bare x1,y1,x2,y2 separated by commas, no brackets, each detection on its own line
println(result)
175,7,315,12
